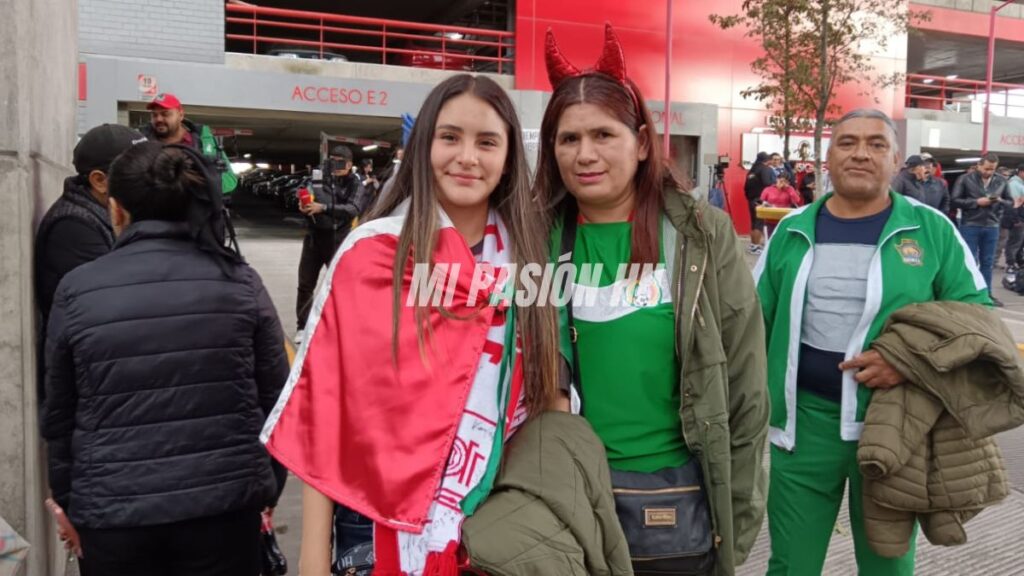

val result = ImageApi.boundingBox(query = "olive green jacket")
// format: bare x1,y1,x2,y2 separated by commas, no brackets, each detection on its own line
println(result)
462,412,633,575
550,190,770,575
661,190,770,575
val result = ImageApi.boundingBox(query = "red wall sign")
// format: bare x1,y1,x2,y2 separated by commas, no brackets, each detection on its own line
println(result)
1000,133,1024,148
651,109,686,129
291,85,390,107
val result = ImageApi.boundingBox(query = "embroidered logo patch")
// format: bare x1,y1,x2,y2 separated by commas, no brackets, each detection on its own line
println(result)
895,239,924,266
624,273,663,308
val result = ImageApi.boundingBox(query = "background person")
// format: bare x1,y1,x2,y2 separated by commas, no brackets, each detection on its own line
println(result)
35,124,146,332
952,152,1012,306
41,142,289,576
744,151,776,254
1001,164,1024,272
919,155,950,214
141,92,238,198
891,154,926,202
294,145,369,343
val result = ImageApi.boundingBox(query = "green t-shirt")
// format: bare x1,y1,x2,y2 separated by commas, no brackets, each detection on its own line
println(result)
571,220,689,473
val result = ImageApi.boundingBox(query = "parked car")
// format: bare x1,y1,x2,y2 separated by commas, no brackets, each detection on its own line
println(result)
267,46,348,62
392,34,474,71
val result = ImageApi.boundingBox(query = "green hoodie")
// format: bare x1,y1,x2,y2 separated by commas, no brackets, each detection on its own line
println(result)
754,191,990,451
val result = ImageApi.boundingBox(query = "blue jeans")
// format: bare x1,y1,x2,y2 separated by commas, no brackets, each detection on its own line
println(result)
961,225,999,292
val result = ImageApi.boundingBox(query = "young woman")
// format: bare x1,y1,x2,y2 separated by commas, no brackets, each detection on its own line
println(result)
537,25,770,576
261,74,561,576
41,141,289,576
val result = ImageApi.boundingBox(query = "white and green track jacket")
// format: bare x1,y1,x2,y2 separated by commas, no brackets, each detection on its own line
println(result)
754,191,991,450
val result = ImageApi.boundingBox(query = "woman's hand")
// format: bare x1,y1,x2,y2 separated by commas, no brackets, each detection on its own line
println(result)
45,498,83,558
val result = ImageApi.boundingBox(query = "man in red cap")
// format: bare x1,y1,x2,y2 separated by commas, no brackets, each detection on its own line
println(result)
142,92,238,196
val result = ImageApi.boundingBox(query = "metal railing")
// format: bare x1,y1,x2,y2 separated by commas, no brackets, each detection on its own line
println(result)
905,73,1024,119
225,4,514,74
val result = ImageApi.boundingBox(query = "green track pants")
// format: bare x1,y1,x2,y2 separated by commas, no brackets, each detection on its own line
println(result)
766,391,916,576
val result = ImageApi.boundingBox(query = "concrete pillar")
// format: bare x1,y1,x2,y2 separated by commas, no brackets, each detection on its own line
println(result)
0,0,78,573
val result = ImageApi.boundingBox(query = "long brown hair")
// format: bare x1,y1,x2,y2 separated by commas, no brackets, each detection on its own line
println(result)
368,74,560,415
534,74,683,265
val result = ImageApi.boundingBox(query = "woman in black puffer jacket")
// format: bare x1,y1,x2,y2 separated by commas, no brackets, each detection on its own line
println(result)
41,141,289,576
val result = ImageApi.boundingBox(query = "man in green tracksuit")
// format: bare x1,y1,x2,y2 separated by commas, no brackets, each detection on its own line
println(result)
754,109,991,575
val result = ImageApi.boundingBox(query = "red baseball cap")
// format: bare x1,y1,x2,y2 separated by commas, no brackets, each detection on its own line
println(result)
147,93,182,110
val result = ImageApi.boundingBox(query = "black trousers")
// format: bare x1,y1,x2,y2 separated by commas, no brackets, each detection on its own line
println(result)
1006,224,1024,268
296,228,344,331
78,508,261,576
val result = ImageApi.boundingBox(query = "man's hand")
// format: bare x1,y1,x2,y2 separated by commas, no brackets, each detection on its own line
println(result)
839,350,905,389
300,202,326,216
45,498,83,558
977,196,993,207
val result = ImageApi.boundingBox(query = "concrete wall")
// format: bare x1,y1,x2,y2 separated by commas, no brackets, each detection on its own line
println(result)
913,0,1023,18
0,0,78,573
903,108,1024,155
80,0,224,63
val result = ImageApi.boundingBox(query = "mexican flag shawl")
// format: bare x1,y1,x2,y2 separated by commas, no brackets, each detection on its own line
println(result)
261,200,525,575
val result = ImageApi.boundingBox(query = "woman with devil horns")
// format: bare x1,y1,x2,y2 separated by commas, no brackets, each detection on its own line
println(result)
537,25,770,576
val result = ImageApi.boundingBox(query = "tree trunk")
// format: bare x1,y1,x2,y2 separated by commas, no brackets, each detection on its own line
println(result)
814,0,830,198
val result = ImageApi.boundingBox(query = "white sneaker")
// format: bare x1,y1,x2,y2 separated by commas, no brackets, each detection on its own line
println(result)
294,330,304,346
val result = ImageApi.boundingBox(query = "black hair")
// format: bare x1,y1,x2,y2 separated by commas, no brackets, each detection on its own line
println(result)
108,141,243,271
981,152,1000,165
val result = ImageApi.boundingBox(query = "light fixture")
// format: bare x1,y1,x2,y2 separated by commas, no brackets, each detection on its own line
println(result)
243,153,252,159
446,32,464,41
946,74,958,80
231,162,253,174
955,157,982,163
256,163,270,169
362,144,378,151
922,78,934,84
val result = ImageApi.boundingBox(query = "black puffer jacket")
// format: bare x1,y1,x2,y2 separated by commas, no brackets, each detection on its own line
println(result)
41,221,289,529
35,176,115,322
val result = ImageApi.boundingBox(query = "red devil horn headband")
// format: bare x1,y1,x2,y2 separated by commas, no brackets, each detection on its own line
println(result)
545,23,629,89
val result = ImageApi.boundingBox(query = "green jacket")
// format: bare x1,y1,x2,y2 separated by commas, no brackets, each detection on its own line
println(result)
552,190,770,575
462,412,633,576
662,190,770,575
754,192,990,451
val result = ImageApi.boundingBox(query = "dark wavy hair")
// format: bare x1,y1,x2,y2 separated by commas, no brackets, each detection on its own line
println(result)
535,73,685,265
108,141,243,270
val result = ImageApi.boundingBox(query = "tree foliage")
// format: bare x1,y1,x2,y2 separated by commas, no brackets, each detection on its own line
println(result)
711,0,929,188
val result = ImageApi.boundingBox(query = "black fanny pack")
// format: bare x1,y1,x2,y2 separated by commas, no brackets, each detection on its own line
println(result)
610,462,716,575
559,205,717,575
